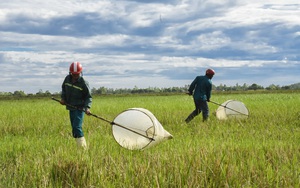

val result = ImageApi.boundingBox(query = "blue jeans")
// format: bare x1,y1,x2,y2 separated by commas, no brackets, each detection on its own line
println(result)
185,100,209,122
69,110,85,138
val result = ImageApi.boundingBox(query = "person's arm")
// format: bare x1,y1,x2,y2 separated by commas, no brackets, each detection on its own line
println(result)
188,77,197,95
83,81,92,114
206,80,212,101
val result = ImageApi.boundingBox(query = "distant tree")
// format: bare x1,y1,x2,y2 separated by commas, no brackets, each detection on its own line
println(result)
0,92,13,96
266,84,280,90
242,83,248,90
36,89,44,96
45,90,52,96
216,84,225,91
98,87,107,94
248,83,264,90
91,87,97,95
287,82,300,89
13,90,26,97
35,89,52,96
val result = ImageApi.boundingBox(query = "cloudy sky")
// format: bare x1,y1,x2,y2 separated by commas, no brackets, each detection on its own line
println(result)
1,0,299,93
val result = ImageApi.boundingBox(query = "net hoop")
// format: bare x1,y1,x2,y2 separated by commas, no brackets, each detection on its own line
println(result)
215,100,249,120
112,108,172,150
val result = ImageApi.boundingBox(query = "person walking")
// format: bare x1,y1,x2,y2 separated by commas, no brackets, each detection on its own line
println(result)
60,62,92,149
185,69,215,123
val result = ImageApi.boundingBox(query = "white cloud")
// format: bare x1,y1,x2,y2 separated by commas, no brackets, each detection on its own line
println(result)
0,0,300,93
191,31,231,51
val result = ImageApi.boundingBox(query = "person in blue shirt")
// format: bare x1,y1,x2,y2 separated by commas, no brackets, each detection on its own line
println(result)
185,69,215,123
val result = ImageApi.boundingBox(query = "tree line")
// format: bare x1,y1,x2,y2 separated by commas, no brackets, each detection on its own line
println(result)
1,82,299,97
90,82,300,95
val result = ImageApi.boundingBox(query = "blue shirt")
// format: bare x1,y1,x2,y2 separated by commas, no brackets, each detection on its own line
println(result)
188,75,212,101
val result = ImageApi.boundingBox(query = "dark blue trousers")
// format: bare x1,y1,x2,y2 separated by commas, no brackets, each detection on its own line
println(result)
69,110,85,138
185,99,209,123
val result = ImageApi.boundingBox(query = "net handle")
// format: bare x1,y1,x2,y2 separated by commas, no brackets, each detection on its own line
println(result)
51,97,154,141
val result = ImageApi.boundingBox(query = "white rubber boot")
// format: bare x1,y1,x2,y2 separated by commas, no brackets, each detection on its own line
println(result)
76,137,87,149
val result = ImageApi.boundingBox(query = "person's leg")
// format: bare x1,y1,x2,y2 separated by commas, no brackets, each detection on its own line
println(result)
185,100,202,123
200,100,209,121
69,110,84,138
69,110,87,149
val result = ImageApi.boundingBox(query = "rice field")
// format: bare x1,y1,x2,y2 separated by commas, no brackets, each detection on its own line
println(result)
0,92,299,187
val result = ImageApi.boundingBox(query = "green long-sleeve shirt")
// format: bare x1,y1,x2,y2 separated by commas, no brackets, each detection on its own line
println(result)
61,75,92,110
188,75,212,101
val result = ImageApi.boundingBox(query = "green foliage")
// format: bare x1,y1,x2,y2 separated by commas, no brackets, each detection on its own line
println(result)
288,82,300,90
0,92,299,187
1,82,300,98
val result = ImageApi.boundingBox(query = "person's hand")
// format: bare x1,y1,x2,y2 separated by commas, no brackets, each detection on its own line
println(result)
60,100,66,105
207,99,210,102
186,92,192,96
85,108,91,115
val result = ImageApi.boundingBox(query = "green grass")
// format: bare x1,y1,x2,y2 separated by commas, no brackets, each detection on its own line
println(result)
0,92,299,187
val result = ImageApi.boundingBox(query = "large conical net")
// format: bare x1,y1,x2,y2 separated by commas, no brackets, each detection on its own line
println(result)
216,100,249,120
112,108,173,150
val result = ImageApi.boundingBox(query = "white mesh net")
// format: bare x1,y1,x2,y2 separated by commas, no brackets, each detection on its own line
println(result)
215,100,249,120
112,108,173,150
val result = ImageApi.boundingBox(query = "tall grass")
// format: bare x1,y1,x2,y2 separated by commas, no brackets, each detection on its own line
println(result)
0,92,299,187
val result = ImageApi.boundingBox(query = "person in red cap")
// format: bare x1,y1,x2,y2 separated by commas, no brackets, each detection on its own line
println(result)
185,69,215,123
60,62,92,149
